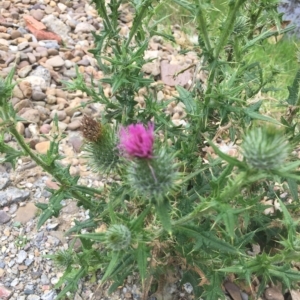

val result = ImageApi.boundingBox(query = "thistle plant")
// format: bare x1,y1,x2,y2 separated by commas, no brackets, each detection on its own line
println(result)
1,0,300,299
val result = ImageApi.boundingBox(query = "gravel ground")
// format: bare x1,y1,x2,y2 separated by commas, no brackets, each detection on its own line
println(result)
1,0,300,299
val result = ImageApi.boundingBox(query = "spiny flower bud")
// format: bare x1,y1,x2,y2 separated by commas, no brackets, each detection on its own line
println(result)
105,224,131,251
126,148,180,202
81,116,119,174
81,115,102,142
242,127,290,171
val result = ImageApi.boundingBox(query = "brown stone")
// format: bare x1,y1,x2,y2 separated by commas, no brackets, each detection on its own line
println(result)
15,203,38,224
14,99,32,112
19,108,40,123
160,60,192,86
35,141,50,154
19,81,32,98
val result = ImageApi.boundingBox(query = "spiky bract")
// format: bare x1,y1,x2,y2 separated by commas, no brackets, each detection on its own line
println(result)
105,224,131,251
242,127,290,171
126,148,180,202
83,123,119,174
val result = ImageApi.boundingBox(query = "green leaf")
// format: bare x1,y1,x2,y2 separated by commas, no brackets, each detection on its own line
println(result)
101,251,122,283
269,264,300,288
55,267,87,300
202,273,224,299
37,209,54,230
176,86,197,114
210,164,234,194
287,178,299,201
0,136,24,169
35,203,48,210
218,210,235,240
155,200,171,233
78,232,106,242
66,219,97,235
286,69,300,105
36,191,65,229
276,198,295,228
244,110,282,126
175,225,239,254
129,205,151,232
136,242,149,284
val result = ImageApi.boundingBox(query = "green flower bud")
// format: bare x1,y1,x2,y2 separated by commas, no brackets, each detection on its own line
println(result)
105,225,131,251
242,127,290,171
126,148,180,202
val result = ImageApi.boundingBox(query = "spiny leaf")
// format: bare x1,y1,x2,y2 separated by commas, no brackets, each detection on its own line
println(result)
175,225,239,254
78,232,106,242
286,69,300,105
136,242,149,284
55,267,87,300
176,86,197,114
101,251,122,284
287,178,299,201
155,200,171,233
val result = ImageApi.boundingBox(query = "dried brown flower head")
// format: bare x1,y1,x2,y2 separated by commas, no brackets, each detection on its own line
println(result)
81,115,102,142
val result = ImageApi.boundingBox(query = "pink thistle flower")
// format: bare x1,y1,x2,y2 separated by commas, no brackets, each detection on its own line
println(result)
119,122,154,159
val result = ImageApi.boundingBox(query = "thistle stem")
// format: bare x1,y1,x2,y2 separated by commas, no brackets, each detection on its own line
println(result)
195,0,212,53
125,0,152,47
205,0,245,103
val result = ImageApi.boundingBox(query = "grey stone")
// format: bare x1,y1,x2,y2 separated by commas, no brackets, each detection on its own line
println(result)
0,210,11,224
24,289,35,295
25,258,34,266
9,203,18,214
29,66,51,88
41,290,57,300
40,274,49,285
41,15,73,44
63,69,77,78
27,295,41,300
46,223,59,231
0,177,10,190
23,76,47,91
241,292,249,300
0,187,30,207
74,22,96,33
30,66,51,81
278,1,300,38
39,40,59,49
32,90,46,101
31,271,42,279
16,250,27,264
10,278,19,287
7,260,15,267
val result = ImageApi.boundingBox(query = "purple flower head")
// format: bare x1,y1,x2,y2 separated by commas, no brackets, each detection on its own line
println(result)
119,122,154,159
